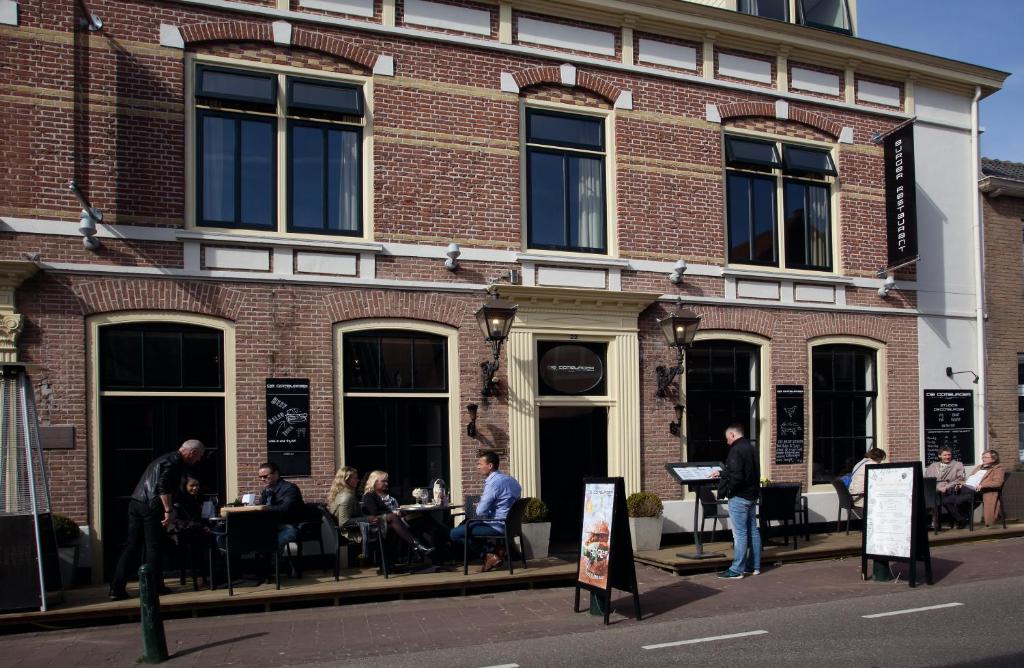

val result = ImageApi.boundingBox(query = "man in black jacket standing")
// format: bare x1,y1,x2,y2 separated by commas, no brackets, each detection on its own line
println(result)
710,423,761,579
110,439,205,600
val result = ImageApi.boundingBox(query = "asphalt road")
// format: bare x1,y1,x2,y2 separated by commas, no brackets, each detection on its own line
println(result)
317,574,1024,668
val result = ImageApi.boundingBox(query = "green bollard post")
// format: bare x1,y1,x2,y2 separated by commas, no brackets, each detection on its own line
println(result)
872,559,893,582
139,564,168,663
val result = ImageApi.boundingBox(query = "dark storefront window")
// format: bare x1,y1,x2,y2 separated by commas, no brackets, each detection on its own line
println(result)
685,341,760,463
342,330,449,502
812,344,877,484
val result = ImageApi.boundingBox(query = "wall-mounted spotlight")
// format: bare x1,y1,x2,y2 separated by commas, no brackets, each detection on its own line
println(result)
655,300,702,398
68,180,102,251
945,366,979,384
76,0,104,31
466,403,479,437
669,404,684,436
878,274,896,298
445,243,461,271
475,292,518,397
669,259,687,285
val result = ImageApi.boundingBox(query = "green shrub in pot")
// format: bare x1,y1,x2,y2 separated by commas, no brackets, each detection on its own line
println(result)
522,497,550,523
52,513,82,547
626,492,663,518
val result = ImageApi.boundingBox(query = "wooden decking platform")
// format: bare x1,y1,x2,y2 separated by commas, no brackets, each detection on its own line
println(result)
634,521,1024,575
0,557,577,632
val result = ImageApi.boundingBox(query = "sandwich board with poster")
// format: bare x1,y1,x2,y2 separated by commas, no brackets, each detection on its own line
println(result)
861,462,933,587
573,477,641,624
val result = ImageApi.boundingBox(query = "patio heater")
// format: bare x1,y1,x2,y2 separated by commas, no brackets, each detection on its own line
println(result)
0,363,62,612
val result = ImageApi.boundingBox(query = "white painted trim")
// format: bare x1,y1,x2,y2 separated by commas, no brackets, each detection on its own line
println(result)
790,66,841,96
706,103,721,123
272,20,292,45
516,252,629,269
1,216,179,240
718,53,773,85
294,250,358,275
839,126,854,144
0,0,16,26
629,258,722,277
500,72,520,94
372,54,394,77
273,246,294,275
159,23,184,49
403,0,491,37
614,90,633,110
297,0,374,17
560,63,577,86
637,38,697,71
857,79,901,107
517,17,616,57
154,0,987,130
775,99,789,120
178,230,384,252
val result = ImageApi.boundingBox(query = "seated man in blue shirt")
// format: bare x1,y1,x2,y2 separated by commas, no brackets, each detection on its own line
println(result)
450,452,522,572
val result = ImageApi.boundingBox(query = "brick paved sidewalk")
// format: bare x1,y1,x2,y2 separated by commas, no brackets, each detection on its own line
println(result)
4,537,1023,668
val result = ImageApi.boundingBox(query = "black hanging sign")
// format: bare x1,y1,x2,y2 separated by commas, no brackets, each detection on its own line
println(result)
266,378,311,477
774,385,805,465
923,389,975,466
573,477,642,625
861,463,933,587
883,121,919,272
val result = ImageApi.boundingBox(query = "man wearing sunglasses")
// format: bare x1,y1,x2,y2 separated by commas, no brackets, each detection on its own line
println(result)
258,462,305,548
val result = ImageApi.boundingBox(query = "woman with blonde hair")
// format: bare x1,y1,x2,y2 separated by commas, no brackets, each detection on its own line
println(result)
326,466,365,543
362,470,434,555
943,450,1006,528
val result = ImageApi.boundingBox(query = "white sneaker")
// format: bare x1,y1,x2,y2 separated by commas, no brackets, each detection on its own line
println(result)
743,569,760,576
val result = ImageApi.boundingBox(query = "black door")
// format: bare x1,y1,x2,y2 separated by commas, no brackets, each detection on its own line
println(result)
539,406,607,547
343,398,448,504
98,323,225,580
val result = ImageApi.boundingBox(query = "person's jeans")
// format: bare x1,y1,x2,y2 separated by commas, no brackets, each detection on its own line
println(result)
450,523,503,557
277,523,299,548
727,496,761,574
111,500,163,594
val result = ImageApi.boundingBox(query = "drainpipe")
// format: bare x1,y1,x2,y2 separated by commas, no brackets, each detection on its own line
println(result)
970,85,987,457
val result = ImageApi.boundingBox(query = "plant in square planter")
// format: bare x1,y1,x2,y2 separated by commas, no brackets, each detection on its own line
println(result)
519,497,551,560
627,492,664,552
52,513,82,589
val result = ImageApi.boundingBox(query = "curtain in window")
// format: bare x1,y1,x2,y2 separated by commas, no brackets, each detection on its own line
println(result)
573,156,604,249
807,184,830,267
202,116,235,222
329,130,360,232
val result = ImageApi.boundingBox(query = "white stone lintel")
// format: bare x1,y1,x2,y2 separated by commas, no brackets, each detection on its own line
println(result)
159,23,184,49
560,63,577,87
775,99,789,120
272,20,292,46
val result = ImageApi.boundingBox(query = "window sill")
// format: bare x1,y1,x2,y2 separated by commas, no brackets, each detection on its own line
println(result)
723,266,853,286
516,252,629,269
177,230,383,253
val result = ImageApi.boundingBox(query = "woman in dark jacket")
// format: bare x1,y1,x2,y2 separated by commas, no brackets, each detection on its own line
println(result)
361,470,434,555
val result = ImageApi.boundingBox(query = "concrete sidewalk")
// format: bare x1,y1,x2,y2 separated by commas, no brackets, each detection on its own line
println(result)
3,537,1022,668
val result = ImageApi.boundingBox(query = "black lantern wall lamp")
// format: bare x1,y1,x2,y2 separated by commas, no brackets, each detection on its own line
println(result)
655,302,702,399
474,293,518,397
669,404,684,436
466,403,479,436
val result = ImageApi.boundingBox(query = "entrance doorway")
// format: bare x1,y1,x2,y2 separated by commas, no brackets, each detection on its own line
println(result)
97,323,226,580
539,406,607,547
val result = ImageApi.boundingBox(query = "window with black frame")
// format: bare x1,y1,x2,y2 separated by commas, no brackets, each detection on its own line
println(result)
796,0,852,33
525,108,607,253
726,135,836,271
811,344,877,484
738,0,789,21
685,341,760,463
194,64,365,236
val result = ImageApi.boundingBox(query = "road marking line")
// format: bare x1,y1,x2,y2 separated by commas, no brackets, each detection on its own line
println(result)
642,630,769,650
862,602,963,618
479,664,519,668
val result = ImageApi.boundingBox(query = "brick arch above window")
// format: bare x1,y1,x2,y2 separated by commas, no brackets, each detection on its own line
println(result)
803,313,892,345
326,290,469,329
72,279,246,321
506,65,626,106
179,21,379,71
717,102,843,140
651,303,777,340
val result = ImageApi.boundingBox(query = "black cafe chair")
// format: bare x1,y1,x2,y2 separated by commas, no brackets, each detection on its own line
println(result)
758,484,802,550
358,502,391,578
921,476,942,535
209,511,281,596
460,497,529,576
698,484,730,544
831,478,862,535
283,503,328,578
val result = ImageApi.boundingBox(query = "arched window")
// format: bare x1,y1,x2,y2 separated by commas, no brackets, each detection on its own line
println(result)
811,344,877,484
685,340,760,463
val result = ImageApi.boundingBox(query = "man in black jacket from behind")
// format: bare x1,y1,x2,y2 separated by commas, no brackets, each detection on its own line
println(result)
710,423,761,579
110,439,205,600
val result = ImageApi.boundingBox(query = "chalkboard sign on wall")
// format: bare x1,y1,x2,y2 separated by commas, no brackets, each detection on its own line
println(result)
266,378,311,476
775,385,805,465
923,390,974,466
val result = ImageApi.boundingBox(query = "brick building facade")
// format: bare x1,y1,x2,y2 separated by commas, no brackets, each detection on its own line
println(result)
0,0,1007,581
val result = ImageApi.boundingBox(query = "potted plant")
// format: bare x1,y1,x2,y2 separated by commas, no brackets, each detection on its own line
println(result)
52,513,82,588
627,492,664,552
519,497,551,559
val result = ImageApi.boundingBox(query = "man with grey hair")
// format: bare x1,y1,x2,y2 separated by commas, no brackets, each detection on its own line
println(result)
109,439,205,600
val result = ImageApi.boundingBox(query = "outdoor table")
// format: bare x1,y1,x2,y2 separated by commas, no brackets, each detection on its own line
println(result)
396,504,464,572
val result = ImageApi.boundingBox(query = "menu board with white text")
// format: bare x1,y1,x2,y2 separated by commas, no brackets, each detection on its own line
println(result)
864,466,914,559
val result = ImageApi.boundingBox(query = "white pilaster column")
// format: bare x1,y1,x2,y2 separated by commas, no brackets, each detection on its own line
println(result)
609,333,641,494
506,330,539,498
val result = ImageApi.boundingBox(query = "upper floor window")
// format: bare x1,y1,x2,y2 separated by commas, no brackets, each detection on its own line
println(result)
738,0,788,22
195,64,365,236
525,109,607,254
725,135,837,272
797,0,852,33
